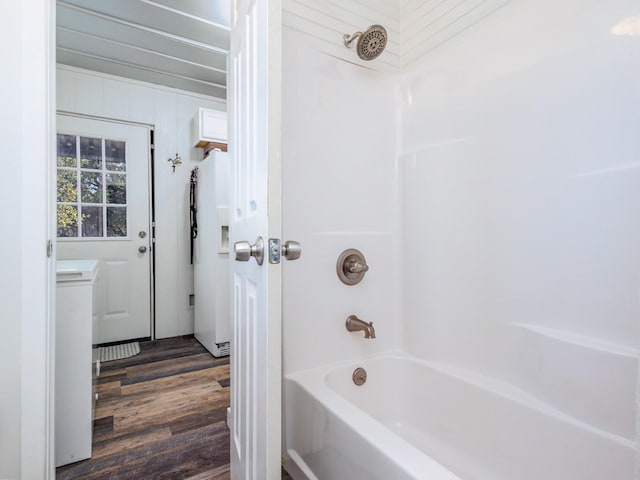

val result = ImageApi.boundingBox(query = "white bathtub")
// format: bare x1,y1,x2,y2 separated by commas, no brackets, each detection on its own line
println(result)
284,353,635,480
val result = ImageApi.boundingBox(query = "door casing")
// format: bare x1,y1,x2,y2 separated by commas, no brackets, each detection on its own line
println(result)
34,0,285,477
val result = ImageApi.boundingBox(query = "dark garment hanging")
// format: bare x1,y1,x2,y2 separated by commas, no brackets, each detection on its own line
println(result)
190,167,198,264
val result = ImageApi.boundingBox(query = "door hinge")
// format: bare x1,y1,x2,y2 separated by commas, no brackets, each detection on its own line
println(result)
46,239,53,258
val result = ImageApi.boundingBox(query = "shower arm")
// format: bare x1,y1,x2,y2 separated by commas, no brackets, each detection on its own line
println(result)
343,31,363,48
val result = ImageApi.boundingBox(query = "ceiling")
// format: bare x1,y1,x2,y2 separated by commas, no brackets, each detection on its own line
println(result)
56,0,230,99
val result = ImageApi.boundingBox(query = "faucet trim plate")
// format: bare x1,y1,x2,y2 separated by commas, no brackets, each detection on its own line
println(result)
337,248,369,285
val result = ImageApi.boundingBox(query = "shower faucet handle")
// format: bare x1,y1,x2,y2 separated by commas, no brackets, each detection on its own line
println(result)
337,249,369,285
347,260,369,274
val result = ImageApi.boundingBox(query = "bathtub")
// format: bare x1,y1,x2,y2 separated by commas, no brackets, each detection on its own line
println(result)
284,353,635,480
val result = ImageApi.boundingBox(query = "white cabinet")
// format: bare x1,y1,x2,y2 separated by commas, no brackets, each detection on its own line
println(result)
55,260,99,467
192,107,227,147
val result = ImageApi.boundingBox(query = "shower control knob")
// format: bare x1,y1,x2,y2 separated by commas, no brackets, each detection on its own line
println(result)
234,237,264,265
348,261,369,274
282,241,302,261
337,249,369,285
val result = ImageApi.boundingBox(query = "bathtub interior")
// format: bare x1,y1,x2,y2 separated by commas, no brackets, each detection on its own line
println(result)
285,367,462,480
284,380,411,480
281,0,640,478
321,355,634,480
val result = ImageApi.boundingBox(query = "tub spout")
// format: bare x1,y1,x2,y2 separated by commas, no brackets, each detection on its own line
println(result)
346,315,376,339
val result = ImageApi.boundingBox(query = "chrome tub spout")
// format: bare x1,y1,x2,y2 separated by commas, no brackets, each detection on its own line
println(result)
346,315,376,339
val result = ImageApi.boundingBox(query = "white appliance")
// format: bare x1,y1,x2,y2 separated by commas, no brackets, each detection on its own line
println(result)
55,259,99,467
194,151,231,357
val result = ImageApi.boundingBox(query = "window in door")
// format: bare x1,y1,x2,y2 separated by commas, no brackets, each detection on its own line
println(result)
56,134,128,238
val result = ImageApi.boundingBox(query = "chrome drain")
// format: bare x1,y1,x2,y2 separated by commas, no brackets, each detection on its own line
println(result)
352,367,367,386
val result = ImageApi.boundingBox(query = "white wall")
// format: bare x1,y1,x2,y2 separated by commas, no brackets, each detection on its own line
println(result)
400,0,640,441
1,3,25,476
56,65,226,339
0,1,54,478
281,26,400,374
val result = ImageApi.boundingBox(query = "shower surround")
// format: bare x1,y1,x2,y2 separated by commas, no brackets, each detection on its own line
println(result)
282,0,640,478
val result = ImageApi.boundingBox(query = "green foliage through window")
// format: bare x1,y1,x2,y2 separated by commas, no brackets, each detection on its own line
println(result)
57,134,127,238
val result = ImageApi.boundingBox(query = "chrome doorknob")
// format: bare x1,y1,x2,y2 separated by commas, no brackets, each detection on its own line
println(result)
282,241,302,261
234,237,264,265
138,246,148,253
235,241,251,261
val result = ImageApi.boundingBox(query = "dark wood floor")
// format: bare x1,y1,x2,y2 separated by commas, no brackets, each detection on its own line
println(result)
56,336,292,480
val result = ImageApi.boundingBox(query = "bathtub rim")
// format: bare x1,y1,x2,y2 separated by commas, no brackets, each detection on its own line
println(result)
285,352,463,480
285,349,634,462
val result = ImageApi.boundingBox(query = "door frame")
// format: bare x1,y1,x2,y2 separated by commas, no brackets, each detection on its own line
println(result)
14,0,57,478
36,0,284,477
55,112,157,342
265,1,284,477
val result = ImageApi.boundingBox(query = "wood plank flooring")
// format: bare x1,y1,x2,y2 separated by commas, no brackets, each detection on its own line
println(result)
56,336,292,480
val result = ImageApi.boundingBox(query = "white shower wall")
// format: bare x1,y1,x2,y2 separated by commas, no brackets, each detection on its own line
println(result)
282,0,639,452
281,0,574,378
400,0,640,441
282,26,401,373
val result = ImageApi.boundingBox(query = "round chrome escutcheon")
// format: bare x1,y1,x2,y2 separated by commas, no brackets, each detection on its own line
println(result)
352,367,367,386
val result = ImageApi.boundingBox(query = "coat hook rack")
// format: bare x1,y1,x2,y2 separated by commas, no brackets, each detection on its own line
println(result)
168,153,182,173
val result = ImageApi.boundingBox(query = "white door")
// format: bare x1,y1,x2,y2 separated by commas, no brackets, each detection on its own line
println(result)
56,114,152,344
229,0,282,478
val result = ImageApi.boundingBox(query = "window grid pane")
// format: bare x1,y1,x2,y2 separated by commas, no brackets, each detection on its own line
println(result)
105,140,126,172
107,207,127,237
57,135,129,239
81,206,103,237
57,169,78,203
81,171,103,203
57,134,77,167
57,204,78,237
106,173,127,204
80,137,102,169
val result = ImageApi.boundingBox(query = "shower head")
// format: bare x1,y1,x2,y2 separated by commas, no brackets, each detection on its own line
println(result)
343,25,387,61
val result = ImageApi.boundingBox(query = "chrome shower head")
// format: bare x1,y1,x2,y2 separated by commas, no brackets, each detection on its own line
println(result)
343,25,387,61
